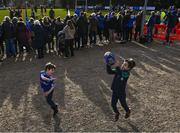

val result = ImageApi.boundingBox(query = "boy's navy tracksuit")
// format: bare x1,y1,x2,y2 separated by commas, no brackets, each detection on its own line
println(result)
106,65,130,114
40,70,57,111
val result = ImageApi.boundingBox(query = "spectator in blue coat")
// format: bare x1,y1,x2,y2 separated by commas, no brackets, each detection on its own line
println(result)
127,11,136,41
97,12,105,44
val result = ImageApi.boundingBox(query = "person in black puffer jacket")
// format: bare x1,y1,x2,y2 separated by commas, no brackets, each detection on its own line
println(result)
2,16,16,57
76,12,88,48
32,20,45,59
54,17,64,51
16,18,31,54
109,12,117,43
42,17,54,53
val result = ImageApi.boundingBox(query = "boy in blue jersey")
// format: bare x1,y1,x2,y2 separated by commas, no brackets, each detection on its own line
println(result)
40,62,58,116
106,58,136,122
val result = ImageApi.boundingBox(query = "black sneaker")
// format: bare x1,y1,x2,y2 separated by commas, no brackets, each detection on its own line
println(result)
53,109,58,117
114,113,120,122
125,110,131,119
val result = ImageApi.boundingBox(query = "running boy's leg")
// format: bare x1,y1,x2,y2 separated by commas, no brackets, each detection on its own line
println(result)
111,93,119,114
119,95,130,112
111,92,120,121
119,94,131,118
46,90,58,116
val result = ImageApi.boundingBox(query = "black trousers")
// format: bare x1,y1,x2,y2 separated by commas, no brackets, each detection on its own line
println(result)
58,42,65,55
134,26,141,41
117,30,123,40
122,28,128,41
0,41,4,55
14,40,18,54
98,28,103,41
65,39,74,57
104,29,109,40
18,42,30,53
84,33,88,46
45,90,57,111
77,34,85,48
89,31,97,44
127,27,133,41
166,27,173,43
37,47,44,59
74,37,79,49
111,92,130,114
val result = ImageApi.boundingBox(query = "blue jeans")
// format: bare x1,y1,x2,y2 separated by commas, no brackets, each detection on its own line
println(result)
5,39,16,56
147,27,153,42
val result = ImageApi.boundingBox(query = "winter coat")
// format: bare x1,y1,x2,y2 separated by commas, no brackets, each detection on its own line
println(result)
16,21,30,44
32,25,45,49
2,21,15,39
55,21,64,37
77,16,88,35
97,15,105,30
155,15,161,24
122,14,130,29
135,14,142,28
89,16,98,33
127,15,136,28
42,22,53,43
116,15,123,32
63,25,76,40
147,15,156,28
166,12,177,28
109,16,117,30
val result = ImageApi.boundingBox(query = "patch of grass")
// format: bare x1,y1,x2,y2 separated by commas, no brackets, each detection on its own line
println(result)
0,8,109,22
0,9,73,21
0,8,150,22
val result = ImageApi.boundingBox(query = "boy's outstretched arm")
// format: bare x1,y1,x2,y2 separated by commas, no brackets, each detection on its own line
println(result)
106,65,117,74
41,74,52,81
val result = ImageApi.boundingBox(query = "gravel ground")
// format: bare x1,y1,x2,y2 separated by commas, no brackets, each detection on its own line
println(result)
0,41,180,132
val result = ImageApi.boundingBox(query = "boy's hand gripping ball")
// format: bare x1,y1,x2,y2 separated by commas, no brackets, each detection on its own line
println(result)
104,51,116,65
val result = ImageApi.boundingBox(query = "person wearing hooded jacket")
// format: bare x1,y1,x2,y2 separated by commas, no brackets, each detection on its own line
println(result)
97,12,105,44
16,18,31,54
62,20,76,58
1,16,16,57
31,20,45,59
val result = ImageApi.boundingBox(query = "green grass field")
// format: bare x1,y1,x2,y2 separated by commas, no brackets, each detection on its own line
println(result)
0,8,150,22
0,9,109,22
